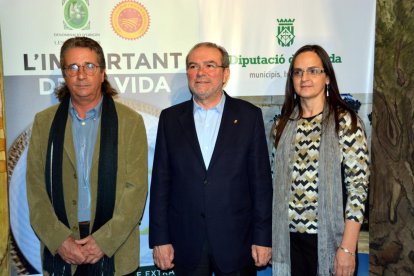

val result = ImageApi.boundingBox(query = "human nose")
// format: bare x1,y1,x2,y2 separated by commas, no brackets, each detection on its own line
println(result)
300,70,310,80
76,66,87,78
195,65,209,76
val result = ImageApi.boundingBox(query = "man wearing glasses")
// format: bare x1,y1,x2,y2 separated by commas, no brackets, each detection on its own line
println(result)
26,36,148,276
149,42,272,276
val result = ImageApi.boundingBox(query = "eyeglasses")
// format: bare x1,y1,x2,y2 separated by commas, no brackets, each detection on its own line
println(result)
291,67,325,78
187,62,226,72
63,62,101,77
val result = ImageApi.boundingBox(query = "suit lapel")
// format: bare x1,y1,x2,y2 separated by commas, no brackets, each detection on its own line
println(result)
178,100,206,170
209,95,238,169
63,116,76,169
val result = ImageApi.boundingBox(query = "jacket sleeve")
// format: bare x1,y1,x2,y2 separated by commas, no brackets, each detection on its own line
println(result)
249,109,273,247
26,112,72,254
148,110,171,247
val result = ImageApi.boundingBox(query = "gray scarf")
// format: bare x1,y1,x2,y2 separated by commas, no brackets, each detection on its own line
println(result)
272,106,344,275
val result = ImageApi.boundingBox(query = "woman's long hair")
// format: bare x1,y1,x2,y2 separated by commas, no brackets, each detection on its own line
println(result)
273,44,357,147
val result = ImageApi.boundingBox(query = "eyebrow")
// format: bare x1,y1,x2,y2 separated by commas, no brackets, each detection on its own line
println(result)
293,66,321,70
188,60,219,65
66,61,96,66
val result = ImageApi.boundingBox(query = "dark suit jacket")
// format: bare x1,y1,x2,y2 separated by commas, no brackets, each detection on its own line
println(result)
149,93,272,273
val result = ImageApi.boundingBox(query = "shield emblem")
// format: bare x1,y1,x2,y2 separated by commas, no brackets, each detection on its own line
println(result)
277,19,295,47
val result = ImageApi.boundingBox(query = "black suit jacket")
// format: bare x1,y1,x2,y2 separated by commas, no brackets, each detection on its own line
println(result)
149,93,272,273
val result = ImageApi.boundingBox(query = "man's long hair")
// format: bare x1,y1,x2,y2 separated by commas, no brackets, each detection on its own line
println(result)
274,44,357,147
55,36,117,102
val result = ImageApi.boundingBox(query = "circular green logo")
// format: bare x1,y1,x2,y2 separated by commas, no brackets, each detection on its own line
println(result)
63,0,89,29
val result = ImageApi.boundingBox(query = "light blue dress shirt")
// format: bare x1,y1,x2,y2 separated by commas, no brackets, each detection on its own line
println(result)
193,93,226,168
69,98,102,222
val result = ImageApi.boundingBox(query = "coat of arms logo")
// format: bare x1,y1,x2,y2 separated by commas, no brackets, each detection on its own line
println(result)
276,19,295,47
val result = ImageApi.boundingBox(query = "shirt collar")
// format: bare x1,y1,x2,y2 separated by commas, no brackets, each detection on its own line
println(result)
69,96,103,121
193,92,226,114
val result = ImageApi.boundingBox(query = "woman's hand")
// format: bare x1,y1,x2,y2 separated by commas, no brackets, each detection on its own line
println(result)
333,247,356,276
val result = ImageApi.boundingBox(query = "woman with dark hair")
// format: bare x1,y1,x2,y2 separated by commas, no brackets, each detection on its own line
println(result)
271,45,369,276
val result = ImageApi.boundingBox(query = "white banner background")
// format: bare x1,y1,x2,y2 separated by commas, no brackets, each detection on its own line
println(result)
0,0,375,274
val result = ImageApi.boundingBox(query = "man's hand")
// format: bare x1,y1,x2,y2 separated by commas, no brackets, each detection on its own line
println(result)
75,235,104,264
57,236,86,265
153,244,175,270
251,245,271,267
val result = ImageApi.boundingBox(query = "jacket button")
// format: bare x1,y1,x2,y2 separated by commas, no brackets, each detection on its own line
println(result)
72,200,77,205
72,226,78,231
203,180,208,185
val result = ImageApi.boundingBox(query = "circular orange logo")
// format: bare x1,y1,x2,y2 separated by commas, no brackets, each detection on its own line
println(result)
111,1,150,40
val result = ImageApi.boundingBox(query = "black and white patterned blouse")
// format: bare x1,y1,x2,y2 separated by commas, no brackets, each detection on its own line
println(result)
276,112,369,234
